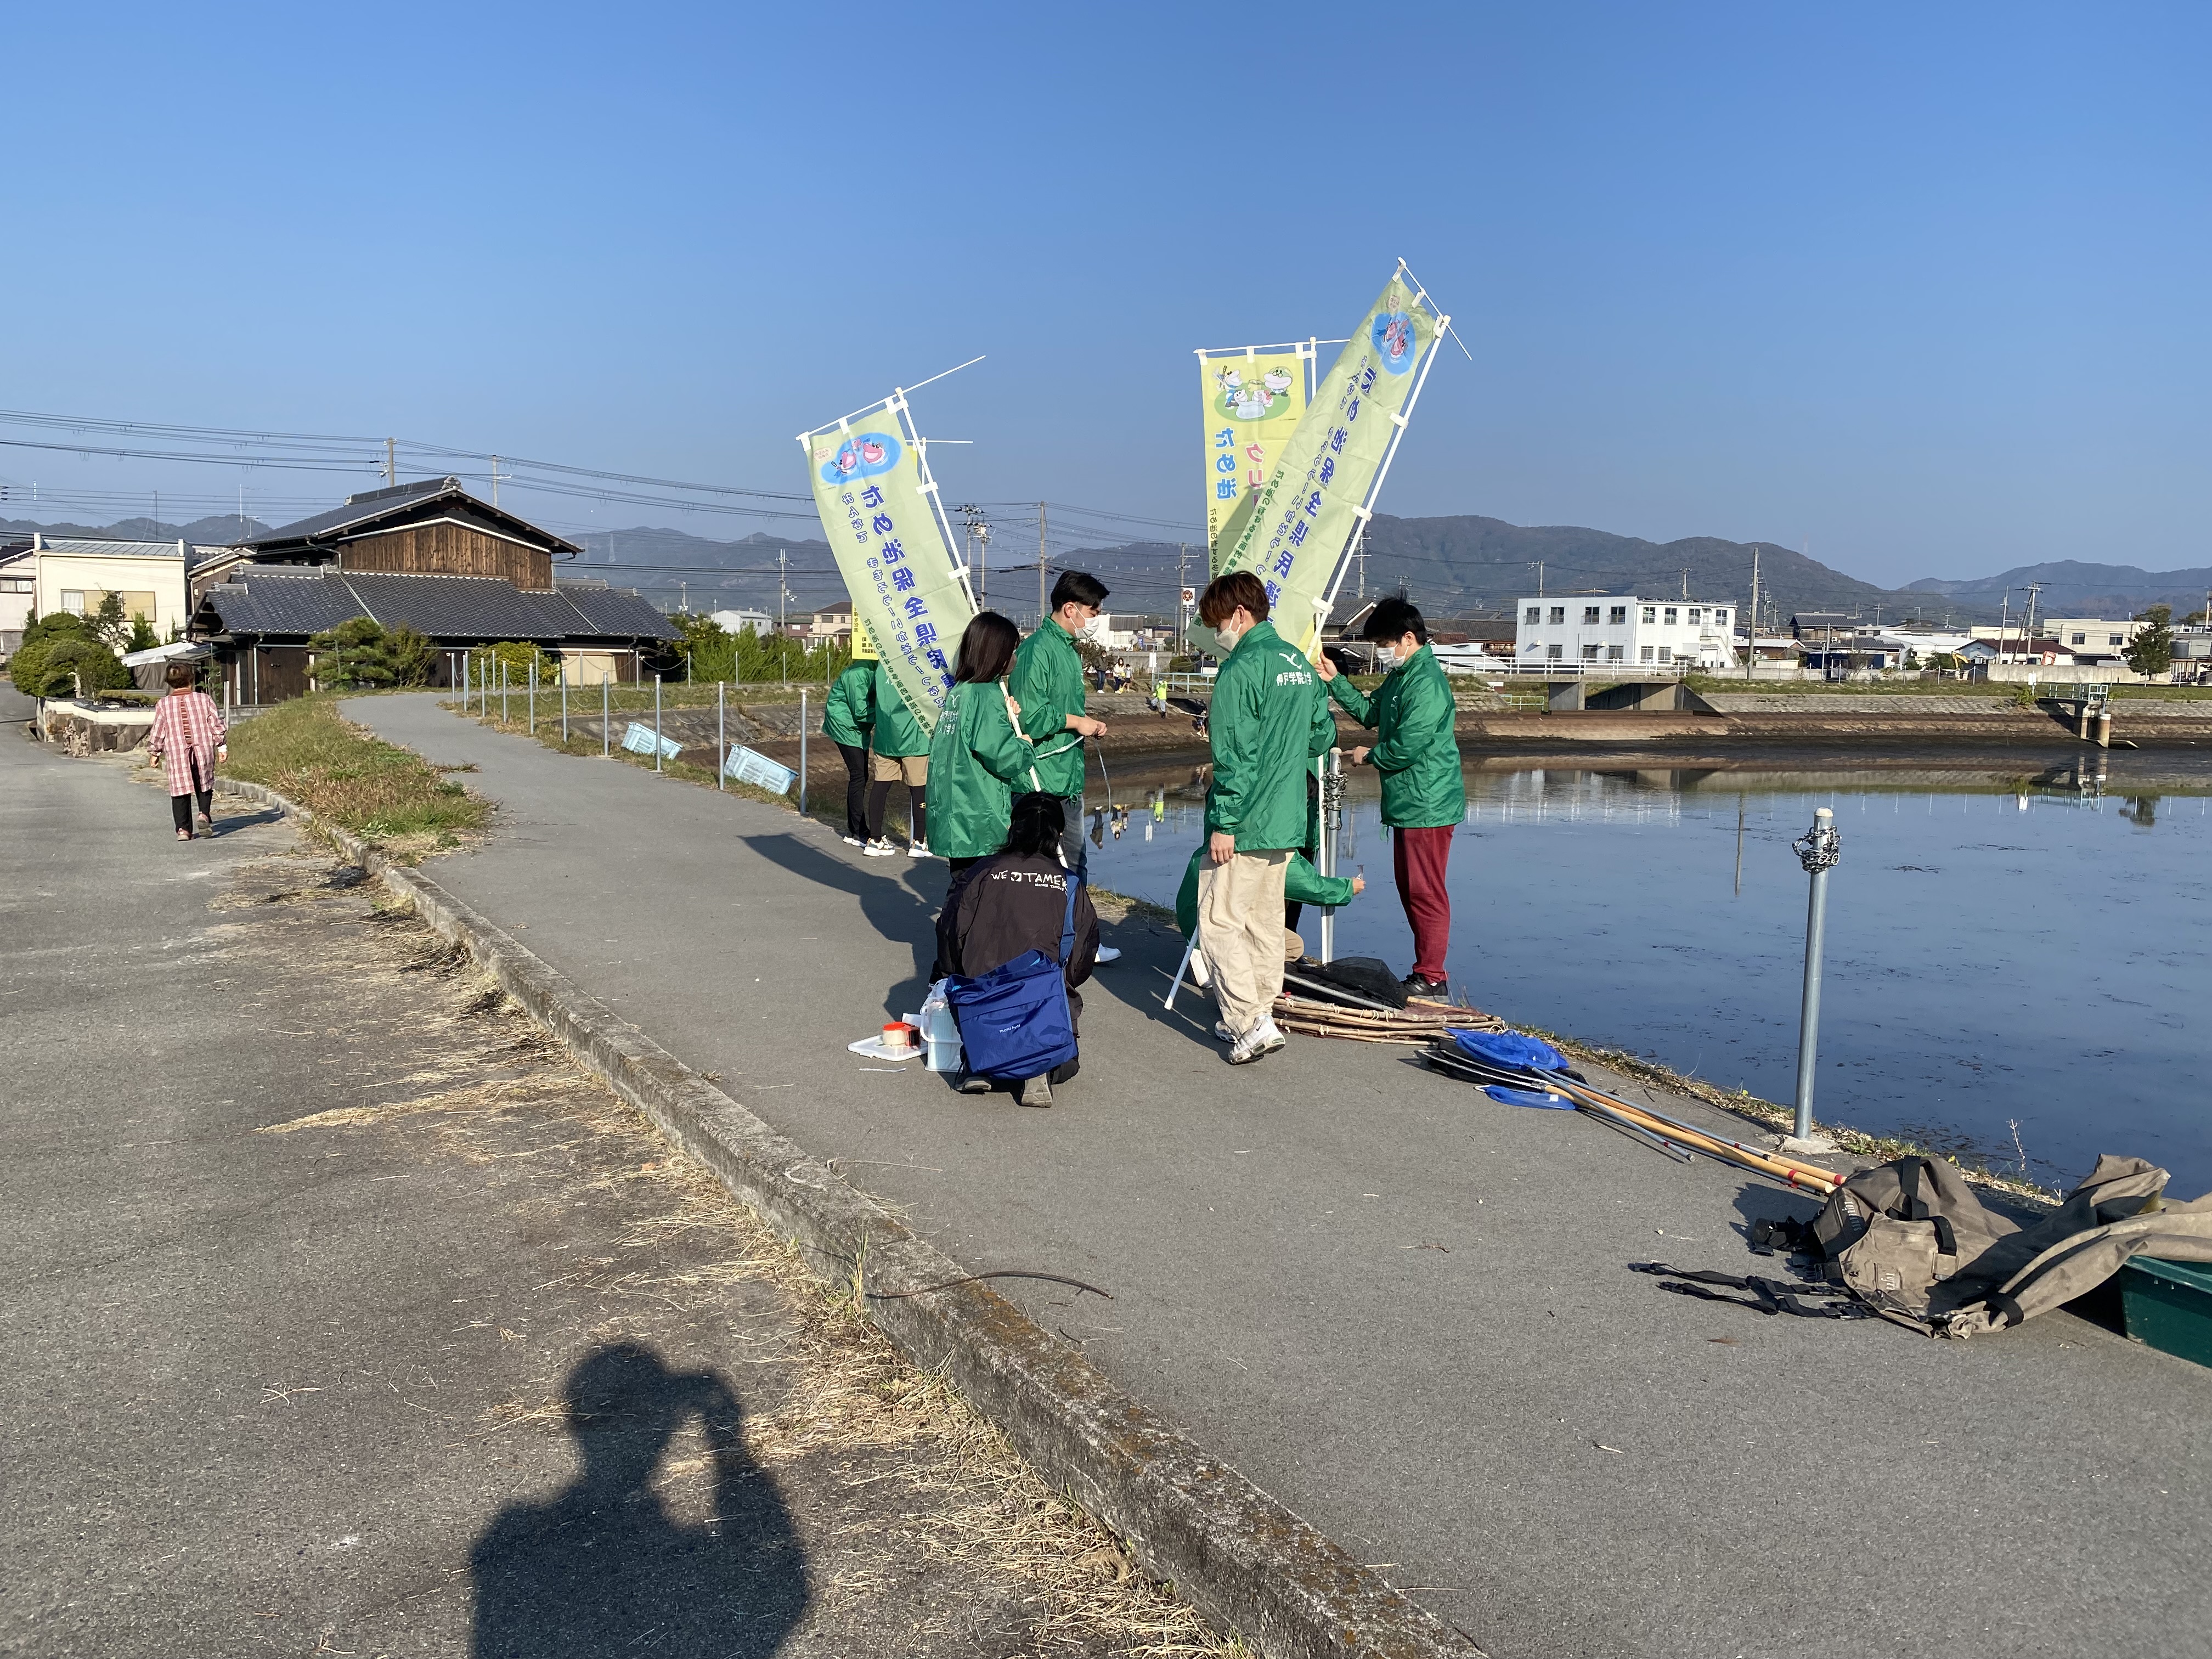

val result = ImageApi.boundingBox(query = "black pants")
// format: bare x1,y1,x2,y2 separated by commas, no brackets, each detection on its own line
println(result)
866,781,927,844
170,791,212,832
836,743,870,839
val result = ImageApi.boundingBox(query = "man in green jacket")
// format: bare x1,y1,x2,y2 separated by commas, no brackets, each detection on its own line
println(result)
1314,596,1465,995
1196,571,1338,1063
865,658,931,858
1009,571,1110,876
821,656,876,846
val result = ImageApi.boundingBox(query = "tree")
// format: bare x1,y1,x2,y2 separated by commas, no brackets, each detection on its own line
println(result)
677,614,737,682
308,618,440,689
89,591,132,651
9,612,128,697
2124,605,2174,679
126,613,161,653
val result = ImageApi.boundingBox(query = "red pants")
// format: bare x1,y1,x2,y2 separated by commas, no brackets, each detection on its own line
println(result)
1391,825,1454,982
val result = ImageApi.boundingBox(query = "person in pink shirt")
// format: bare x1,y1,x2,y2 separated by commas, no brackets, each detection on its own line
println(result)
145,662,227,840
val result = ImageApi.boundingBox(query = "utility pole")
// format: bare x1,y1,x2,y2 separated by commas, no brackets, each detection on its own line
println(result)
1531,561,1544,599
490,455,500,507
1176,541,1189,651
1746,545,1759,682
1680,567,1690,601
1355,529,1368,600
2022,582,2044,662
1037,501,1048,625
385,438,396,486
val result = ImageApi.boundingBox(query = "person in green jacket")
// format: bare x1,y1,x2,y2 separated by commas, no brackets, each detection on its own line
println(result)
1314,596,1465,995
821,656,876,846
924,612,1039,877
1175,845,1363,956
1195,571,1338,1063
865,658,932,859
1008,570,1110,878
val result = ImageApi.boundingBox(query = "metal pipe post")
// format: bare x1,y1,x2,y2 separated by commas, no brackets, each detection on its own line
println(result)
716,681,726,791
798,690,809,818
561,665,568,744
602,676,610,757
653,674,663,772
528,661,536,734
1791,806,1841,1142
501,661,509,724
1318,748,1344,964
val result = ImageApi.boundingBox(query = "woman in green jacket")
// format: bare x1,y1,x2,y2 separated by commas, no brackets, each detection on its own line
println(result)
822,657,876,846
1315,596,1465,995
925,612,1039,876
865,659,932,858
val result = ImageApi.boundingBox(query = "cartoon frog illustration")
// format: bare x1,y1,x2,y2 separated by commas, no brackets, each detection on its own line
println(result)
1380,314,1412,364
833,443,861,476
1262,366,1294,397
859,437,887,466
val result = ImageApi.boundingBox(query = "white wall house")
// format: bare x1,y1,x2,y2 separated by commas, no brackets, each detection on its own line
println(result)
1514,596,1736,670
29,535,191,641
708,607,773,636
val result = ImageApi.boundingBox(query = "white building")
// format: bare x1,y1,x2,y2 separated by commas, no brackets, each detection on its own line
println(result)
1515,596,1736,671
0,547,33,655
27,535,193,641
708,607,773,637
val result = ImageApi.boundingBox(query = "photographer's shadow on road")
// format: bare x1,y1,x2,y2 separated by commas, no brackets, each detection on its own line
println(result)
470,1344,806,1658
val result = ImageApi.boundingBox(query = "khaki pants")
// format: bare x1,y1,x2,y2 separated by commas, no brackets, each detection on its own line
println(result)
870,751,928,786
1196,848,1290,1035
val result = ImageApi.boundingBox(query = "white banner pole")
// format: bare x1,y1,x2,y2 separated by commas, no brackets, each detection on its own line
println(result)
1313,298,1452,624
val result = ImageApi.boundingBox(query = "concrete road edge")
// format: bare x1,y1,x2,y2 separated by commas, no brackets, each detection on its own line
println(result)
216,775,1474,1659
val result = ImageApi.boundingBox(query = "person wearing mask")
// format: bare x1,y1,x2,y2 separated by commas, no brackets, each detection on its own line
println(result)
1195,571,1336,1063
1314,596,1465,995
935,793,1099,1108
864,657,930,857
821,654,876,847
145,661,227,840
924,612,1039,878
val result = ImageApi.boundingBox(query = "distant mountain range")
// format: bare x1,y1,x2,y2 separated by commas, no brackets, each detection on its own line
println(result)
1905,560,2212,620
9,509,2197,628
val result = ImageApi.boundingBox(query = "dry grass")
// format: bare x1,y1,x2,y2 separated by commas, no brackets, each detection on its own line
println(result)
224,695,488,856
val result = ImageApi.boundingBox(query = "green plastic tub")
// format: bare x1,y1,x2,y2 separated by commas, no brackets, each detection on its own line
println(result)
2118,1255,2212,1369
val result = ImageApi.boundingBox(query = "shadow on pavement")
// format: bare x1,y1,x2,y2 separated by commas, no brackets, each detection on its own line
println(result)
740,831,943,1017
469,1344,806,1658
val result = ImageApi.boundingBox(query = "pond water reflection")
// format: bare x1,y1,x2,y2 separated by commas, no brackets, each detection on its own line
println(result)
1080,755,2212,1195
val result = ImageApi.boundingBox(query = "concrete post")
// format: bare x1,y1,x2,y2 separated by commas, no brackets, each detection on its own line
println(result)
1790,806,1842,1149
798,691,809,818
717,681,726,792
602,676,610,758
561,665,568,744
2095,706,2112,748
2075,701,2094,740
1547,679,1585,712
653,674,663,772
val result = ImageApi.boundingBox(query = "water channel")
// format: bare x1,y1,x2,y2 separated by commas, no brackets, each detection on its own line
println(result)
1078,753,2212,1196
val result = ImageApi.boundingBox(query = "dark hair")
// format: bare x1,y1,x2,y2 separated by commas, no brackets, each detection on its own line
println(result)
164,662,198,689
1006,792,1066,858
1051,571,1109,612
1198,571,1268,628
1363,596,1427,646
952,611,1022,684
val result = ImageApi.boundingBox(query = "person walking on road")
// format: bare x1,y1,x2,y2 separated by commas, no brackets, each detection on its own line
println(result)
1009,571,1121,960
822,655,876,847
1314,596,1465,996
926,612,1039,879
935,793,1099,1108
1195,572,1336,1064
865,658,930,858
145,662,227,841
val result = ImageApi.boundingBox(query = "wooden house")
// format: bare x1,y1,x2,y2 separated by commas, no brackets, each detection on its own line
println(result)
235,476,579,589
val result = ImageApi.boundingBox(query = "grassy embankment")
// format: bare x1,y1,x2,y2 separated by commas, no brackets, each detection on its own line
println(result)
1681,672,2212,701
223,695,488,860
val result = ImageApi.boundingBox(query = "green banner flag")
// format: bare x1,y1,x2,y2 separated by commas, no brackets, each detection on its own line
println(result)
1214,273,1438,655
801,412,973,735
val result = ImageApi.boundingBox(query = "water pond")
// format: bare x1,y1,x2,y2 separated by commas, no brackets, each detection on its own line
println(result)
1077,754,2212,1196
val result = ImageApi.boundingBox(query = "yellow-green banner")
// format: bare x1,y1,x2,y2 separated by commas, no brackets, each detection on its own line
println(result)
1200,351,1307,575
1217,276,1436,653
803,417,973,735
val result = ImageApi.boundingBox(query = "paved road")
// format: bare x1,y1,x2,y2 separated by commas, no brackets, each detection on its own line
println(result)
0,737,1204,1657
347,695,2210,1659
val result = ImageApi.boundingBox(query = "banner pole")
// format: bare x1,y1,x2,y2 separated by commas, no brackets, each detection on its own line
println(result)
894,391,978,612
1314,306,1452,624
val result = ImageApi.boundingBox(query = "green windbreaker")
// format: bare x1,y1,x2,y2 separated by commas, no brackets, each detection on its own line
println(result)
1007,616,1087,797
870,662,929,759
1175,847,1356,938
1326,643,1465,829
821,661,875,748
1204,620,1336,850
924,680,1040,859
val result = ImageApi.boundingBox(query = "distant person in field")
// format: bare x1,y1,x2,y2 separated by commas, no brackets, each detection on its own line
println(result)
1194,571,1336,1064
925,612,1038,879
1314,595,1465,996
821,652,875,847
865,654,930,859
145,662,227,841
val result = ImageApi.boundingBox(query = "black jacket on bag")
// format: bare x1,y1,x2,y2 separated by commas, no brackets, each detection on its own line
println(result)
935,854,1099,1024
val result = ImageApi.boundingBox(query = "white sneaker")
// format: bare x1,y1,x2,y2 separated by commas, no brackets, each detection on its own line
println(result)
1213,1020,1237,1043
1228,1018,1286,1065
1253,1018,1287,1056
1095,944,1122,963
864,838,898,857
842,834,865,848
907,840,930,858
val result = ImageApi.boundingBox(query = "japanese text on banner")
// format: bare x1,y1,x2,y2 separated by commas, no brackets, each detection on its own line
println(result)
1217,277,1435,654
1200,351,1306,577
805,422,973,736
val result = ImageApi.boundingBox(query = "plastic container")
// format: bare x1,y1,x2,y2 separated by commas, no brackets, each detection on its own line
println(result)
917,984,962,1074
2118,1255,2212,1369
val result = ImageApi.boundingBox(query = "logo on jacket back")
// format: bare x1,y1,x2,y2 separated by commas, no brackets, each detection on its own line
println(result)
1272,651,1314,687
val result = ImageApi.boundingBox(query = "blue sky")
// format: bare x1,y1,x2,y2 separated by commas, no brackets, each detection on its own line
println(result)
2,1,2205,588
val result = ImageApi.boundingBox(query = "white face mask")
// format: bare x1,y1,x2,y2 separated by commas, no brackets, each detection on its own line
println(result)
1215,617,1246,653
1374,646,1398,669
1078,613,1107,642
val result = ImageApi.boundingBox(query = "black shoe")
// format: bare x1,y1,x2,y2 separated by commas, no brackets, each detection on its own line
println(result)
1401,973,1448,998
958,1073,993,1095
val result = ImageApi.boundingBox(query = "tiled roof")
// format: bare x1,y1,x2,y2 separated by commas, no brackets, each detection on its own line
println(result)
198,569,679,644
242,477,582,556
